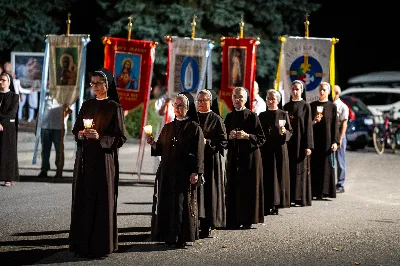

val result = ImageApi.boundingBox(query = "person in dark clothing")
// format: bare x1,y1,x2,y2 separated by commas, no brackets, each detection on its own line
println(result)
310,82,339,199
224,87,265,229
69,68,127,258
0,73,19,187
195,89,228,238
259,89,292,215
283,80,314,207
146,93,205,248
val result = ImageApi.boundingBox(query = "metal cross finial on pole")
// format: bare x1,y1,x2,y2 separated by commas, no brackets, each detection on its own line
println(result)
239,14,245,39
66,13,71,35
304,13,310,38
191,15,197,39
127,15,133,41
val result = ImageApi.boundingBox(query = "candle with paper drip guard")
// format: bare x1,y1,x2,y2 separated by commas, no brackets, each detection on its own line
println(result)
144,125,153,135
317,106,324,116
83,119,94,130
279,120,286,135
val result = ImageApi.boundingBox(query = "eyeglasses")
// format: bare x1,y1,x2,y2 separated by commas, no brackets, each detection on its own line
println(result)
196,99,210,104
90,81,105,87
173,103,187,109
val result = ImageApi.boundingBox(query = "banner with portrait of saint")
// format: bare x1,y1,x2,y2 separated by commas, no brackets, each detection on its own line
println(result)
48,35,90,107
102,37,156,112
220,37,259,111
275,36,338,105
166,36,213,102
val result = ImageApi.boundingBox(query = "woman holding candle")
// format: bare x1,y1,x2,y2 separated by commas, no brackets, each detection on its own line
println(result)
283,80,314,207
69,68,126,258
146,93,204,248
258,89,292,215
309,82,338,200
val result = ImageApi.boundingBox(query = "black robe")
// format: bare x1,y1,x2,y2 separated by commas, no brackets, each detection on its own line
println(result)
0,91,19,182
151,118,204,244
197,111,228,229
259,109,292,211
309,100,339,199
224,108,265,227
283,100,314,206
69,98,126,257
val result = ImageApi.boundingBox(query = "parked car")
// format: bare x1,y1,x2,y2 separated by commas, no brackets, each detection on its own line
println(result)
341,87,400,123
341,95,377,150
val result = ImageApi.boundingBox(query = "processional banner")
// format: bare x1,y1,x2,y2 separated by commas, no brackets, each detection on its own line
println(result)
102,37,156,113
102,37,156,179
32,34,90,164
166,36,213,113
220,37,259,111
275,36,338,105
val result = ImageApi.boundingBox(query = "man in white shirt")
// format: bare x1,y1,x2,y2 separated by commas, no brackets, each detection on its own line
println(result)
38,94,71,178
333,85,349,193
251,81,266,115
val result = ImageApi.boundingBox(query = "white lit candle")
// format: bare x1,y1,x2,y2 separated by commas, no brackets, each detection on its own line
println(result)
317,106,324,115
83,119,93,129
144,125,153,135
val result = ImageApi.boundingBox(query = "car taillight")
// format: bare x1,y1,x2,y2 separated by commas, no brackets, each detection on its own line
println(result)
349,108,356,120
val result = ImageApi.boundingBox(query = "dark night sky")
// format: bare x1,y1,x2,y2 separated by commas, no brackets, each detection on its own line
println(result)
310,2,399,87
7,1,395,89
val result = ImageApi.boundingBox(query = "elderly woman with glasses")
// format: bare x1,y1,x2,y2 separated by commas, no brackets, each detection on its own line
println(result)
259,89,292,215
146,93,205,248
195,89,228,238
0,73,19,187
224,87,265,230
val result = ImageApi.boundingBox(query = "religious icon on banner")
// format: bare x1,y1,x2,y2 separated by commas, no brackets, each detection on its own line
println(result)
176,55,200,94
55,48,78,86
228,47,246,87
115,52,141,90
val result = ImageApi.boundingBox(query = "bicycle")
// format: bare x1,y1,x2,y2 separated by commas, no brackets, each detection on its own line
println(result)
372,108,400,155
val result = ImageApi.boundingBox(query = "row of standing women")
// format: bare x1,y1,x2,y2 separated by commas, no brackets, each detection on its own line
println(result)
146,80,338,249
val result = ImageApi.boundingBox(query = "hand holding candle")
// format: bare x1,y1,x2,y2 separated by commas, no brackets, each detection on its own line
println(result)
317,106,324,116
279,119,286,135
144,125,153,135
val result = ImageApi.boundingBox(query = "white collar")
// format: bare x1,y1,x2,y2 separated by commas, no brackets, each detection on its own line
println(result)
0,89,10,93
234,106,246,111
292,98,303,102
318,99,328,102
96,97,109,100
199,110,212,113
176,116,189,121
268,107,278,111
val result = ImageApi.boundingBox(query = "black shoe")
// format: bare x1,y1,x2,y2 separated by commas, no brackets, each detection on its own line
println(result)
38,171,48,178
336,187,345,193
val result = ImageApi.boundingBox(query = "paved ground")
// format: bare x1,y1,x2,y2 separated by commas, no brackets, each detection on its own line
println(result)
1,127,400,265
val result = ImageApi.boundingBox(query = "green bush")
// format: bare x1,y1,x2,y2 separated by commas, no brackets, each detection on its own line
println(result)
125,99,161,139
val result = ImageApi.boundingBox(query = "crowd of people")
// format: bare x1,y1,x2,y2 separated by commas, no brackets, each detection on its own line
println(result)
142,80,344,252
1,63,347,258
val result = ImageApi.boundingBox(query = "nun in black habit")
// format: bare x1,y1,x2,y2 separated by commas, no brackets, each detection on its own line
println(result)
69,68,127,258
0,73,19,187
224,87,265,229
146,93,204,248
196,89,228,238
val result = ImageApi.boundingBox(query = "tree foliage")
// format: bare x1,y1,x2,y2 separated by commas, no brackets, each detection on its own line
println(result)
0,0,68,54
98,0,321,88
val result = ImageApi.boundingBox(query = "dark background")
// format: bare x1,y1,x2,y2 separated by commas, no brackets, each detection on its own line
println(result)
310,2,398,87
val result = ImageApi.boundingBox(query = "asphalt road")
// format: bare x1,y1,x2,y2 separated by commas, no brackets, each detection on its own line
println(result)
1,131,400,266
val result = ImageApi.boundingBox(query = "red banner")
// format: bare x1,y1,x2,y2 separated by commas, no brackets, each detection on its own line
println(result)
220,37,258,111
102,37,155,113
